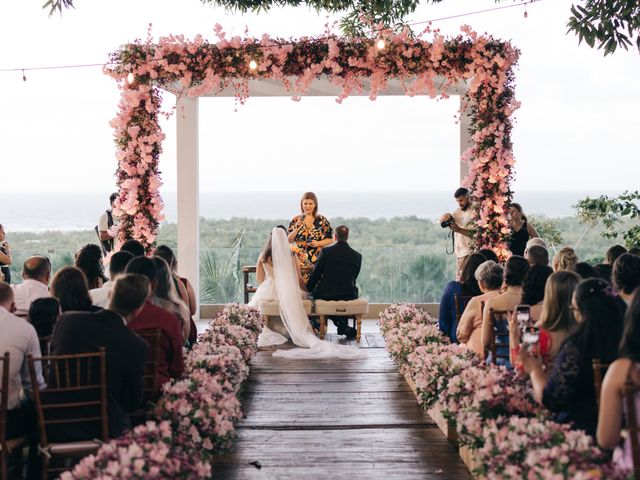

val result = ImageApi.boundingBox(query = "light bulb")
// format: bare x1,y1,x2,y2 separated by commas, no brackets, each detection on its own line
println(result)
376,39,386,50
127,72,135,84
249,60,258,70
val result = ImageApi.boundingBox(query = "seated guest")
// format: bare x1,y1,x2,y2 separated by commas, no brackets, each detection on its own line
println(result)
606,244,628,265
28,297,60,353
50,274,149,440
90,250,134,308
593,263,613,283
12,255,51,317
457,261,503,356
553,247,579,272
574,262,598,279
597,286,640,469
509,271,580,366
151,257,191,341
154,245,197,343
0,283,45,440
482,255,530,366
75,243,107,289
628,247,640,256
306,225,361,338
477,248,500,264
521,264,554,321
51,266,102,313
612,253,640,305
519,278,625,437
524,237,548,254
120,239,146,258
126,257,184,386
525,245,550,267
438,253,485,343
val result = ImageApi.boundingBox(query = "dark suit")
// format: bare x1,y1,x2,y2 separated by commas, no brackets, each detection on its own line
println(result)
50,309,148,440
307,241,362,300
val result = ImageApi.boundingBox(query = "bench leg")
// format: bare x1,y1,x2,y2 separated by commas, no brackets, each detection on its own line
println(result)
356,314,362,342
319,315,327,340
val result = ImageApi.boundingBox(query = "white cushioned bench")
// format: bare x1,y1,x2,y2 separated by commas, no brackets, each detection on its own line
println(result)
258,300,315,338
314,299,369,341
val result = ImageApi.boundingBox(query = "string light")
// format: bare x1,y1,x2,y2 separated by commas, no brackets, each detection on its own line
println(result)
0,0,542,77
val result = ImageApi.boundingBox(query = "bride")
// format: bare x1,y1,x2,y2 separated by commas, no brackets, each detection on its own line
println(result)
250,226,365,359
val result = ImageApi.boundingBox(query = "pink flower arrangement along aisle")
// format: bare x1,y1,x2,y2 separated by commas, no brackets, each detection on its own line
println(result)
105,23,520,257
379,304,625,479
60,304,263,479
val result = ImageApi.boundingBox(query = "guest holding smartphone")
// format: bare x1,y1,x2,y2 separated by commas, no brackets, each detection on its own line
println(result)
288,192,333,282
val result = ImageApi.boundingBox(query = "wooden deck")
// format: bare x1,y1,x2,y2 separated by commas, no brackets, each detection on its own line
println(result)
213,321,469,479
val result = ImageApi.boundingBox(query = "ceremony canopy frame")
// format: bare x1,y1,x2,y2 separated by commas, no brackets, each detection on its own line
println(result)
105,29,520,313
171,78,472,309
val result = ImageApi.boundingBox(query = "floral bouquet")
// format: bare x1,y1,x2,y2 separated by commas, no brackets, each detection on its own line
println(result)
450,367,540,448
385,322,449,371
60,421,211,479
409,343,482,410
210,304,264,336
475,416,621,479
199,324,258,362
185,342,249,392
379,303,434,336
155,370,242,457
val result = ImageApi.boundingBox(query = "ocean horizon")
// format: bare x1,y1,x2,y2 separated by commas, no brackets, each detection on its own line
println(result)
0,190,618,233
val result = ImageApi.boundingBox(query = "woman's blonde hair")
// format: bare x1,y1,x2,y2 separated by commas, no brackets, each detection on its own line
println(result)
300,192,318,216
538,270,580,331
553,247,579,272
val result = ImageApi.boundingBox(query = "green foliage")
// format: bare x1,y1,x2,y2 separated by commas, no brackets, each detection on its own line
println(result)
528,215,564,249
567,0,640,55
200,230,246,303
5,215,618,303
574,190,640,248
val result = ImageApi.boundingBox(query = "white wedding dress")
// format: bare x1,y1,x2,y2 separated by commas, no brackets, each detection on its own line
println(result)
250,228,365,360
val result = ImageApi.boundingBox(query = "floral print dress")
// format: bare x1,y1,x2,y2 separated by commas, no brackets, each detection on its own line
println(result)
288,215,333,282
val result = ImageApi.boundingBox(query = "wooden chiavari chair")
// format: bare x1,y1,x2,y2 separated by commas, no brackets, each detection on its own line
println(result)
27,349,108,480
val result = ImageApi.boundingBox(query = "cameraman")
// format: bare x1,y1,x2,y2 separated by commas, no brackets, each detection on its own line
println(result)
440,188,476,279
96,193,119,256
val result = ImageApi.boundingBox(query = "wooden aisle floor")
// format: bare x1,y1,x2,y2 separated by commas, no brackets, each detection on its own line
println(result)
213,322,469,480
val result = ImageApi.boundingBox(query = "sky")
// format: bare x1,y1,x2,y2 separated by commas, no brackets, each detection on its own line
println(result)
1,0,639,196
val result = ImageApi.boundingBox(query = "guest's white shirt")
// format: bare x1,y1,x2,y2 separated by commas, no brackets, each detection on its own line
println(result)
90,280,114,308
12,279,49,318
0,306,46,410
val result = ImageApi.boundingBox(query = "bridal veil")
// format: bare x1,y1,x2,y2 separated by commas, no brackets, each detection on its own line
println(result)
270,227,365,359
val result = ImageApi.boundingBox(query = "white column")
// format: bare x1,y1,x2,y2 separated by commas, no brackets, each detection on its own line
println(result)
459,96,472,184
176,96,200,318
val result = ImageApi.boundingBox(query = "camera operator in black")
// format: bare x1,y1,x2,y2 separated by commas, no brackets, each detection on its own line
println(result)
440,188,476,280
96,193,118,256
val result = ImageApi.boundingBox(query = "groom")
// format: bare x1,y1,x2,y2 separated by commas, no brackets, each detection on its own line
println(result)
306,225,362,339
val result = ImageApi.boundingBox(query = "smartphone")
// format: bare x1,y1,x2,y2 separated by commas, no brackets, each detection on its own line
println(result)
516,305,531,330
522,326,540,353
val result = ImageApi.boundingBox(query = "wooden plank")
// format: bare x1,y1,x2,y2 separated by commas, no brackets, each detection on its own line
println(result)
214,428,470,479
215,323,470,479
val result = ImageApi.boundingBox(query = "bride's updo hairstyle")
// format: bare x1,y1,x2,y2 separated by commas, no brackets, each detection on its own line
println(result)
262,226,288,264
300,192,318,216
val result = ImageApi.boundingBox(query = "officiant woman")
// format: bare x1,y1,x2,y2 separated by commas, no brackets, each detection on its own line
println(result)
288,192,333,282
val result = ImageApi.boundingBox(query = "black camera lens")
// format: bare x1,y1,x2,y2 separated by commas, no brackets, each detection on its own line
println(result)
441,219,452,229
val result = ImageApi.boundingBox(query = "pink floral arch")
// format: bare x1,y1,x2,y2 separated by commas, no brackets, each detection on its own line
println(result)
105,25,520,257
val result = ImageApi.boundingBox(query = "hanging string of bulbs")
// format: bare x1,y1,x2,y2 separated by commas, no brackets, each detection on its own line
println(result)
2,0,541,81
